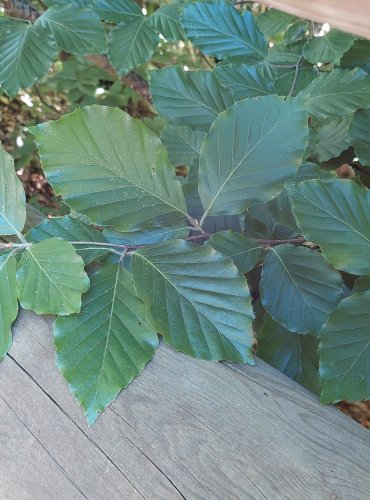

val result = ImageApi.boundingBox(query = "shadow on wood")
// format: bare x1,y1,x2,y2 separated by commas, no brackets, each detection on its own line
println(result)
0,309,369,499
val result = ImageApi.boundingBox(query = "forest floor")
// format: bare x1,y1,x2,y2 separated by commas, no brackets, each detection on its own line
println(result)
1,93,369,431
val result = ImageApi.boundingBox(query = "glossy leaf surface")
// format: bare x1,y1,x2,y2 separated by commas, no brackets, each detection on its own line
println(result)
320,291,370,403
16,238,90,315
30,106,187,232
260,245,343,334
0,145,26,236
289,179,370,276
55,265,158,424
182,1,267,62
198,95,308,218
131,240,254,363
0,254,18,360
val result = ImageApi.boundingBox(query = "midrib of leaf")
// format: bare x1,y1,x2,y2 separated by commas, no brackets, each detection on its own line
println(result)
27,248,76,309
36,125,188,219
293,188,370,245
0,251,16,272
134,252,241,350
91,265,120,411
193,10,265,58
228,246,261,258
120,17,147,67
45,17,90,46
13,24,29,80
270,247,319,321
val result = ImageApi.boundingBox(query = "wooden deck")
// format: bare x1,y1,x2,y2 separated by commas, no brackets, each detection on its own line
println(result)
0,309,369,499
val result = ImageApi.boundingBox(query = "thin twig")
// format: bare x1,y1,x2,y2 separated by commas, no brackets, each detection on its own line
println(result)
286,56,303,99
199,52,215,69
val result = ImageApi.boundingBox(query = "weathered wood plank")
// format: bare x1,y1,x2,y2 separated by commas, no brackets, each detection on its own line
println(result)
261,0,370,39
0,309,369,499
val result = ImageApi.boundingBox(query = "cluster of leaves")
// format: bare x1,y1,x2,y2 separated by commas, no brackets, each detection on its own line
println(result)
2,0,370,424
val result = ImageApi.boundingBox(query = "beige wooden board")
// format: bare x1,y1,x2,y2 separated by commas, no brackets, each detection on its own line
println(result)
0,309,369,499
261,0,370,39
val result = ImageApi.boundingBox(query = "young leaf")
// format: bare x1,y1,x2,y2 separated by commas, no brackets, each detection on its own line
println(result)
27,216,109,265
302,30,355,65
0,18,58,97
0,254,18,360
206,231,262,273
257,9,298,37
94,0,142,22
349,108,370,166
160,124,205,167
131,240,255,363
260,245,343,334
30,105,187,232
16,238,90,315
54,265,158,424
299,68,370,120
198,95,308,219
311,117,351,163
149,67,234,131
289,179,370,276
37,5,107,56
182,1,267,62
283,21,309,45
319,291,370,403
257,314,320,395
149,4,185,42
214,64,275,101
108,17,159,76
0,145,26,236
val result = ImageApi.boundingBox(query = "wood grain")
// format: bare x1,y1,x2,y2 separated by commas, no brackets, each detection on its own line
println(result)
261,0,370,39
0,309,369,499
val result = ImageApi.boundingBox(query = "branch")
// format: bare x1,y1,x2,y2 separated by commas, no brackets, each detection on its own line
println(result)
286,56,303,99
3,0,40,20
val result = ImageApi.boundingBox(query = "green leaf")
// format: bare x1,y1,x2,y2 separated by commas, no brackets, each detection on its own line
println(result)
44,0,93,6
206,231,262,273
302,30,355,65
289,179,370,276
182,1,267,62
244,189,299,240
260,245,343,334
274,64,317,98
352,276,370,294
30,105,187,232
311,117,351,163
0,144,26,236
150,4,185,42
94,0,142,22
257,9,297,37
131,240,255,363
27,216,109,265
198,95,308,219
214,64,275,100
349,108,370,166
108,16,159,76
319,291,370,403
341,39,370,67
0,253,18,360
16,238,90,315
0,18,58,97
54,264,158,424
183,183,245,234
37,5,107,56
257,314,320,395
149,67,234,131
103,224,189,246
299,68,370,120
160,124,205,167
283,21,309,45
